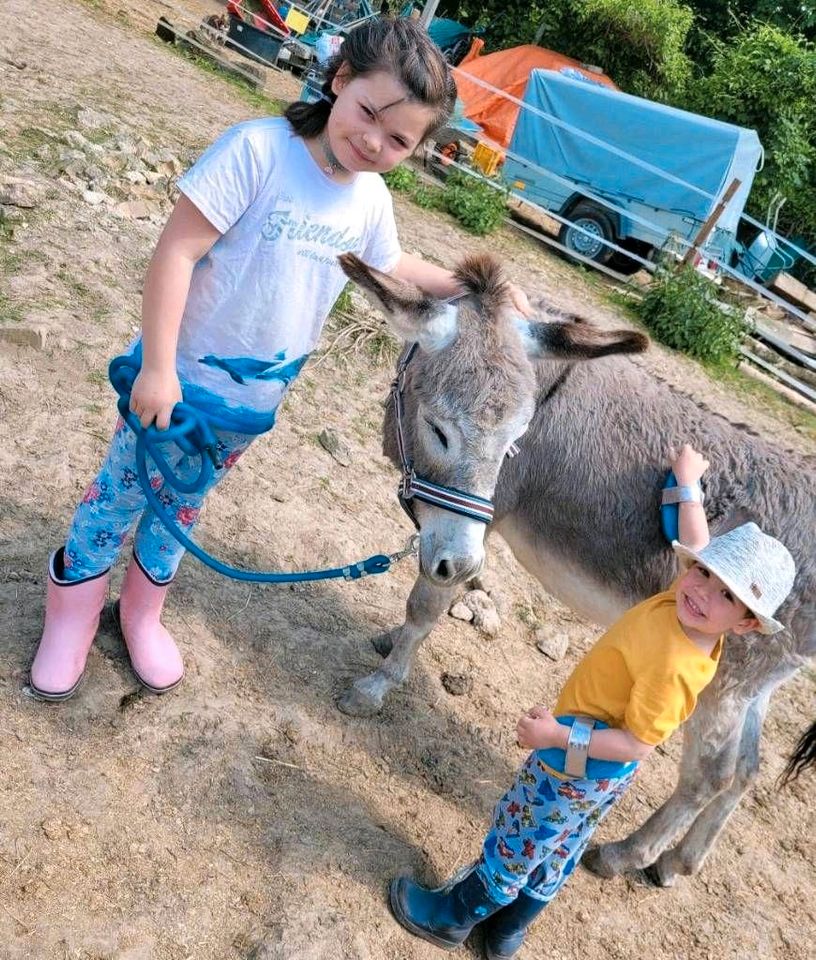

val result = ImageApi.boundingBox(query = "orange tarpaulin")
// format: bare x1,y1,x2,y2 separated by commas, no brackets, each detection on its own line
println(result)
454,45,617,148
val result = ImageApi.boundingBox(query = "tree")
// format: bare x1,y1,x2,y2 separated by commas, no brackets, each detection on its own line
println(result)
685,24,816,254
439,0,695,100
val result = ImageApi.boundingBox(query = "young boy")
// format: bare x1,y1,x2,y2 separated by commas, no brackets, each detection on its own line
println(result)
388,445,796,958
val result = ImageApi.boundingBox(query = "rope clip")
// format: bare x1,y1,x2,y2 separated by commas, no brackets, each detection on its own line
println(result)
389,534,420,565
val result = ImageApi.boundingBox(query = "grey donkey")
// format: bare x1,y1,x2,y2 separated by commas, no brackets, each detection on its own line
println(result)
336,251,816,888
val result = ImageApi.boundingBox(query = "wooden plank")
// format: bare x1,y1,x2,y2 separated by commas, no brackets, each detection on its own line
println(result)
740,347,816,405
769,272,816,313
752,324,816,372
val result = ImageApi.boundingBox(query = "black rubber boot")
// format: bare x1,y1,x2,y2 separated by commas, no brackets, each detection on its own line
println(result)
389,868,505,950
482,890,548,959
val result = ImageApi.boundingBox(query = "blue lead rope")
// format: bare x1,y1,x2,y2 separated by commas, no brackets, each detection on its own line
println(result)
108,350,414,583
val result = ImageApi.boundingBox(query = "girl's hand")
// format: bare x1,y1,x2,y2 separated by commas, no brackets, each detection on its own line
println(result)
671,443,709,486
508,283,533,317
516,705,561,750
129,367,182,430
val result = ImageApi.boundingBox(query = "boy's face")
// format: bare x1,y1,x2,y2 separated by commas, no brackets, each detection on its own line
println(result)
328,68,436,175
675,563,760,637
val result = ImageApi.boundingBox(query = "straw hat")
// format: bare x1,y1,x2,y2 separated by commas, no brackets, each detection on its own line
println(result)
672,522,796,634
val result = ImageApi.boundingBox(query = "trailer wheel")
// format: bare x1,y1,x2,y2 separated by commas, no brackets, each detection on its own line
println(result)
559,202,616,264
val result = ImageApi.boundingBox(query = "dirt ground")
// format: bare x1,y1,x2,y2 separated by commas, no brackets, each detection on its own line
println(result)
1,2,814,958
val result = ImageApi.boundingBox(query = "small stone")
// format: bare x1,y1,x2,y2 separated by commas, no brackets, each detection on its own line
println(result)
318,427,351,467
112,944,154,960
441,672,472,696
123,170,147,185
629,270,652,289
461,589,500,637
41,817,66,840
114,199,162,219
448,601,474,622
0,325,47,349
64,130,90,150
76,107,111,130
0,178,44,208
82,190,107,206
534,627,569,661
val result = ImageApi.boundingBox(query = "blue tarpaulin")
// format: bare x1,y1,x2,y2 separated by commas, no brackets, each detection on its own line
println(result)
505,71,762,234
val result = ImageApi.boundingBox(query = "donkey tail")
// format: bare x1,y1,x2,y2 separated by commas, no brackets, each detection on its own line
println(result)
454,254,508,308
778,719,816,786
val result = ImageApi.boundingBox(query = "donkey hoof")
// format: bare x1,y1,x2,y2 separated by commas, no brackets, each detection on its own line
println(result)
580,847,617,879
371,630,396,658
336,685,383,718
638,863,672,888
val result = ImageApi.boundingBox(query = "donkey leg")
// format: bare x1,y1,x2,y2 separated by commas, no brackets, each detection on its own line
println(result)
582,697,745,878
337,576,454,717
646,694,767,886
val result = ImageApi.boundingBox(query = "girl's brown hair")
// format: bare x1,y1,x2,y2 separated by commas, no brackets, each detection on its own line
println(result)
284,18,456,140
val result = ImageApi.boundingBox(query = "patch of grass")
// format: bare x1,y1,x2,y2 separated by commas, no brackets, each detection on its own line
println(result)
513,602,538,627
0,292,23,324
86,369,109,387
605,287,644,323
323,309,398,367
56,269,108,316
0,221,13,245
606,280,816,441
167,41,286,115
330,282,353,318
350,411,380,443
713,363,816,441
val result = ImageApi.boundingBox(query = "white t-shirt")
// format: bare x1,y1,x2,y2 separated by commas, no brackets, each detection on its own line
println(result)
173,117,401,414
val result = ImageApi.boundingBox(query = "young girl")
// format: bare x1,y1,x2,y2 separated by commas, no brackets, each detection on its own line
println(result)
29,18,531,701
389,445,796,958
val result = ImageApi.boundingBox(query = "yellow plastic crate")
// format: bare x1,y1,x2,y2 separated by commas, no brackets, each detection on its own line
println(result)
472,141,504,177
285,8,310,34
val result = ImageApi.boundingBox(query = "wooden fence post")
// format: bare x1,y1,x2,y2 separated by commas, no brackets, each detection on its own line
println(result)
680,178,742,267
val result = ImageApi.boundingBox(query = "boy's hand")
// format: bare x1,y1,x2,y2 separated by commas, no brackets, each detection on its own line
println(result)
671,443,709,486
129,367,183,430
517,705,563,750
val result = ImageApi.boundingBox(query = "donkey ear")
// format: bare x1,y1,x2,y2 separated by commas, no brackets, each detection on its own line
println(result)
338,253,458,353
517,315,649,360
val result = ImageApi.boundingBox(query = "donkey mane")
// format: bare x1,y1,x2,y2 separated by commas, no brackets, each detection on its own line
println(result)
454,254,509,310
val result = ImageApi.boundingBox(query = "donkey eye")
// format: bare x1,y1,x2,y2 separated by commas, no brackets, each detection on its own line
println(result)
426,419,448,449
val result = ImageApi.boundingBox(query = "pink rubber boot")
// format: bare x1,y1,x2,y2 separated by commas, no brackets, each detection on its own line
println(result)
116,556,184,693
29,549,110,701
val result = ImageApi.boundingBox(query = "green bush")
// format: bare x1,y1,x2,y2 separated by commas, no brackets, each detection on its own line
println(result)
442,169,508,235
683,24,816,286
637,265,748,364
412,184,446,210
383,165,507,234
382,165,419,192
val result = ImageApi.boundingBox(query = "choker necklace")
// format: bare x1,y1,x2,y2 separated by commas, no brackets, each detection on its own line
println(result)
319,131,346,177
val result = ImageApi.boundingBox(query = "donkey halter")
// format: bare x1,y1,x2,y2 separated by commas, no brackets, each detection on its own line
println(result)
390,343,518,530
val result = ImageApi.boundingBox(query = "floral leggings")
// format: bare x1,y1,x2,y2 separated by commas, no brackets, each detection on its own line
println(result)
63,416,254,584
475,750,638,905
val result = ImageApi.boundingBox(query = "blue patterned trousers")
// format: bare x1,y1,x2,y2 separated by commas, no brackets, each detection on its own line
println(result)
63,416,255,583
476,751,638,904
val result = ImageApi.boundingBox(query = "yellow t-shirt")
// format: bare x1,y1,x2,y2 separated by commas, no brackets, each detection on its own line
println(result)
555,584,723,746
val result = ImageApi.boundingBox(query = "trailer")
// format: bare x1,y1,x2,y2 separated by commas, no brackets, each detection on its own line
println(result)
502,70,763,270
